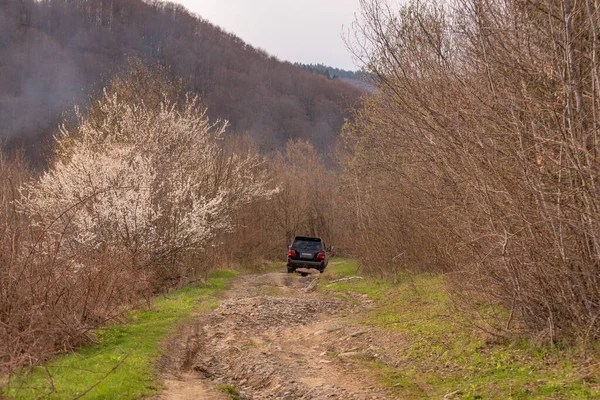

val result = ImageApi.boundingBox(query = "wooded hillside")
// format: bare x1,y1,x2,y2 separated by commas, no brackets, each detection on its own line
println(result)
0,0,362,159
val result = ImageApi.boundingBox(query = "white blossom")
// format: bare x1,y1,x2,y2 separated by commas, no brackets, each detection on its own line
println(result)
19,92,274,263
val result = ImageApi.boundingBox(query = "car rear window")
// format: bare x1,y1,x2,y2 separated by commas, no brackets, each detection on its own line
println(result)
292,239,322,251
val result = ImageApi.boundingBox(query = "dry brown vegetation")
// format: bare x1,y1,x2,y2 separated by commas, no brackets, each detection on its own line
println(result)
342,0,600,342
4,0,600,379
0,64,275,372
0,58,349,373
210,138,344,269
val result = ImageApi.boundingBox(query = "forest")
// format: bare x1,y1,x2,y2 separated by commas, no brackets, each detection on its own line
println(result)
294,63,377,92
2,0,600,392
0,0,362,163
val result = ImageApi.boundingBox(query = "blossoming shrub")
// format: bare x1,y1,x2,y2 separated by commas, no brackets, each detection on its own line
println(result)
4,68,273,369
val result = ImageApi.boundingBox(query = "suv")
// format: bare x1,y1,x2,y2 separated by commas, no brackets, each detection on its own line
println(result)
287,236,328,274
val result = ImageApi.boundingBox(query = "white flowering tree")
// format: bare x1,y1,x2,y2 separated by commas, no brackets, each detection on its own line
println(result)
19,91,273,267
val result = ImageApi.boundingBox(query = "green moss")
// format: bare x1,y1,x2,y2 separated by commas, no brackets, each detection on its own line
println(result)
4,270,238,399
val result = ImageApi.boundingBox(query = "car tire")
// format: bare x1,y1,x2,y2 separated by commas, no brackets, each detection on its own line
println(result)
287,267,295,273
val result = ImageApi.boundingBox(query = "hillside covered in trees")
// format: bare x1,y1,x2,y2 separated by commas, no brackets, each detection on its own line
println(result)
294,62,376,92
0,0,362,160
293,63,365,81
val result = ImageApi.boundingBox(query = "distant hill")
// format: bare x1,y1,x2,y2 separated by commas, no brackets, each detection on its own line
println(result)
0,0,363,161
294,63,376,93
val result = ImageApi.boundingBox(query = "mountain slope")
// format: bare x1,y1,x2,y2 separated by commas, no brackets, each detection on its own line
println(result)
294,62,376,93
0,0,362,158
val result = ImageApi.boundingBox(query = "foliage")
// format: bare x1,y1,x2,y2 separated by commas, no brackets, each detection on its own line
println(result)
294,62,374,83
294,63,339,80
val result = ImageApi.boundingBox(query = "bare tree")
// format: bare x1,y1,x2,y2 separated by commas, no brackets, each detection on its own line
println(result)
346,0,600,340
268,140,339,246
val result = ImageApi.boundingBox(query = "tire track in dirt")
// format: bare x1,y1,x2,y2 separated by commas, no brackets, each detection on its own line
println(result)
153,271,394,400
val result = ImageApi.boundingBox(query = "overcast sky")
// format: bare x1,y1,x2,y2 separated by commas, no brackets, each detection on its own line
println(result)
171,0,361,70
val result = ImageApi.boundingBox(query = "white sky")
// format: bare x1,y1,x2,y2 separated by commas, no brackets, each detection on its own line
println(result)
171,0,361,70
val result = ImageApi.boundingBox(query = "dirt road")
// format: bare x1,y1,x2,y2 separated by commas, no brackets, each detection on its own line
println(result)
153,271,395,400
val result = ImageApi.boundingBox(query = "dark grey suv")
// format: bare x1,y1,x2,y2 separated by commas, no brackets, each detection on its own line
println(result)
287,236,328,273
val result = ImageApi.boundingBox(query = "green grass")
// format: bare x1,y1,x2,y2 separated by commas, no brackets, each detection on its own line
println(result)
320,260,600,399
218,383,241,400
4,270,238,400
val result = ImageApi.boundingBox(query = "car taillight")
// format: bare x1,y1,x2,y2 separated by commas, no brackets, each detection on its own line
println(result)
288,249,296,257
316,251,326,260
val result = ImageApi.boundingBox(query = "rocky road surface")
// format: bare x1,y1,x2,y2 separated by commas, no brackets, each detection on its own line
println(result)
152,270,397,400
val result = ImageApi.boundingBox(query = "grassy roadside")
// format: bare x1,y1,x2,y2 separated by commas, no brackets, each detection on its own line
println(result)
4,270,238,400
320,259,600,399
